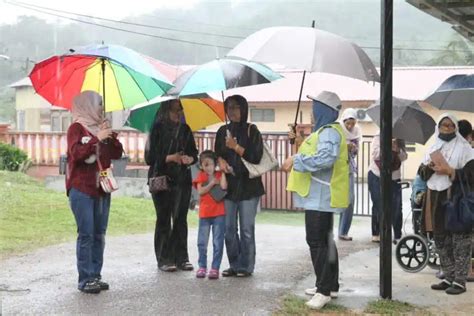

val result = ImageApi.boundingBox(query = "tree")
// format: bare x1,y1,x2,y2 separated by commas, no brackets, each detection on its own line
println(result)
429,36,474,66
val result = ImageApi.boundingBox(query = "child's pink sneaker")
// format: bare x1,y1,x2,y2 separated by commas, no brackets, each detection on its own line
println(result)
196,267,207,278
208,269,219,280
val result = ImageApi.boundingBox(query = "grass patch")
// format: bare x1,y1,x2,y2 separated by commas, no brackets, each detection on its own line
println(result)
0,171,304,256
364,299,430,315
275,295,348,315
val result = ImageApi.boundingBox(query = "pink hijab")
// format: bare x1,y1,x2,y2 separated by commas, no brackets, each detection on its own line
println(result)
72,91,103,135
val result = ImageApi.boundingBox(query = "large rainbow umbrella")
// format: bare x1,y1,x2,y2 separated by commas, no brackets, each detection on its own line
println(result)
126,95,225,132
29,44,174,112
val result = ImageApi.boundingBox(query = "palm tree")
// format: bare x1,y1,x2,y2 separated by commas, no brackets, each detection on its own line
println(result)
429,36,474,66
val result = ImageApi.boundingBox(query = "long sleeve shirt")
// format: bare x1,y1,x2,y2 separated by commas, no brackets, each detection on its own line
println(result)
66,122,123,197
368,135,408,180
292,127,345,213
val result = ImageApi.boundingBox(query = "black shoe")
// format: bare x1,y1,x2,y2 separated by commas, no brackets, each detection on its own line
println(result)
79,281,101,294
236,271,252,277
222,268,237,277
431,280,451,290
178,262,194,271
94,278,109,291
446,282,466,295
158,264,177,272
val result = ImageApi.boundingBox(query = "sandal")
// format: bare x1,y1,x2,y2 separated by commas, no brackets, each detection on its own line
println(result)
158,264,177,272
178,262,194,271
222,268,237,277
338,235,353,241
236,271,252,277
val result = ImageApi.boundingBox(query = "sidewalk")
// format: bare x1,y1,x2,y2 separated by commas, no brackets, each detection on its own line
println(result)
295,216,474,315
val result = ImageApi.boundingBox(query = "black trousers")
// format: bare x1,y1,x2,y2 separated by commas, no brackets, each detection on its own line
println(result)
152,184,192,267
305,210,339,296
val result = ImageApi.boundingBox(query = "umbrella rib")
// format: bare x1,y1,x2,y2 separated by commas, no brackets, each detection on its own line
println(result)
121,65,155,101
107,61,126,110
51,61,95,106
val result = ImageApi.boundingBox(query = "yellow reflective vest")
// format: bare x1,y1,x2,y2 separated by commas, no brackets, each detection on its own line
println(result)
286,123,349,208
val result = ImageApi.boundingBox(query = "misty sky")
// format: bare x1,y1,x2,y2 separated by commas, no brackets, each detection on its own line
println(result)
0,0,204,25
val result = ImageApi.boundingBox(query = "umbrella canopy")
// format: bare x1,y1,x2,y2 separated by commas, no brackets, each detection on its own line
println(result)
425,74,474,112
166,58,282,97
126,95,225,132
367,97,436,144
29,44,174,112
227,26,380,82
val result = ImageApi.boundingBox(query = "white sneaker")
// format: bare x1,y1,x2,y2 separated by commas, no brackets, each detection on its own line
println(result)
305,293,331,310
304,287,338,298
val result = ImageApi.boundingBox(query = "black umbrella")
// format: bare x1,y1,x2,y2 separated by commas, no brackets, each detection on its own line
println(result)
425,74,474,112
366,97,436,144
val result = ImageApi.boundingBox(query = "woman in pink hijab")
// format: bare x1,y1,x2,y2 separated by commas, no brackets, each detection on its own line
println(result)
66,90,123,294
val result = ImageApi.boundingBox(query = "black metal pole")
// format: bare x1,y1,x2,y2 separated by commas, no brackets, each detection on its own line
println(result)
380,0,393,299
290,20,315,145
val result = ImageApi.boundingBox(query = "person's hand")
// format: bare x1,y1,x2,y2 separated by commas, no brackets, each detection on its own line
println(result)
167,153,182,164
288,128,303,147
218,157,231,173
348,143,356,153
100,120,111,130
97,128,113,141
225,133,238,150
181,155,193,165
282,156,294,172
211,177,220,186
433,164,454,176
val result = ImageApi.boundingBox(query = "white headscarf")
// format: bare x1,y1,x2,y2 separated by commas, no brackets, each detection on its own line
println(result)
72,91,104,136
338,108,362,141
423,113,474,191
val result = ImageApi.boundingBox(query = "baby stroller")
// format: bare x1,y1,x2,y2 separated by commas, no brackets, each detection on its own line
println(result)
395,176,441,273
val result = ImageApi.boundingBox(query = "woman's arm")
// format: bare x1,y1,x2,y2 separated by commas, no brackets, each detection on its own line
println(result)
240,124,264,164
184,125,198,165
197,179,217,195
220,172,228,190
67,123,98,162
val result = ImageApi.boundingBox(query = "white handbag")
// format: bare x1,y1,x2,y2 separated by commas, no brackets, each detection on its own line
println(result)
241,124,279,179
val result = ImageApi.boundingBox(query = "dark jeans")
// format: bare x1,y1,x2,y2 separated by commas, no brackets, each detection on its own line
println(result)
368,171,402,239
69,188,110,289
197,215,225,270
339,173,355,236
305,210,339,296
224,197,259,273
152,184,192,267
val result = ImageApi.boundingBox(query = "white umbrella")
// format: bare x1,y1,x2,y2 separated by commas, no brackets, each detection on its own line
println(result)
227,26,380,83
226,26,380,134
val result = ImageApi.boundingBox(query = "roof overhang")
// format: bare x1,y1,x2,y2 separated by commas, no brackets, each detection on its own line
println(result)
406,0,474,42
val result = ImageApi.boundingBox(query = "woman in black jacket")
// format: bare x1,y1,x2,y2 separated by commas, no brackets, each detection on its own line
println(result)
145,99,198,272
214,95,264,277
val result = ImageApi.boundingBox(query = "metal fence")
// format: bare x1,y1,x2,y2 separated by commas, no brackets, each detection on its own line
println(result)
5,130,377,214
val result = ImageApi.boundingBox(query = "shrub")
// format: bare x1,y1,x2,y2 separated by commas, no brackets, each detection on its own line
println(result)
0,143,28,171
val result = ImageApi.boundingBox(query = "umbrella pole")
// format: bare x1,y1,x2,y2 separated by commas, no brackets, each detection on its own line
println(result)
101,58,106,115
290,70,306,144
221,90,230,134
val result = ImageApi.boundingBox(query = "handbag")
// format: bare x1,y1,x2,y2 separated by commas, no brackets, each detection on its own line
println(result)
203,179,227,201
148,125,180,194
444,170,474,232
96,146,118,193
240,124,279,179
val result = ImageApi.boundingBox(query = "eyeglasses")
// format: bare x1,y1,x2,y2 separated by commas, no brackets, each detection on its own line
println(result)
439,122,455,129
170,108,184,114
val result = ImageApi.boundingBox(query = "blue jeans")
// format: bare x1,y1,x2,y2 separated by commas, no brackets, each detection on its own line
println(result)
368,171,402,239
197,215,225,270
69,188,111,289
339,173,355,237
224,197,259,273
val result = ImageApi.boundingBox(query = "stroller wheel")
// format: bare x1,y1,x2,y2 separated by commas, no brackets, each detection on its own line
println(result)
395,234,429,273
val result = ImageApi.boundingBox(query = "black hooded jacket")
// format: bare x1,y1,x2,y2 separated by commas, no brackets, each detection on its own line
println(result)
145,105,198,186
214,96,265,201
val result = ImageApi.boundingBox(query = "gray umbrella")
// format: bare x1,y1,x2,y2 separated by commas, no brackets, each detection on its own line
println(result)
425,74,474,112
366,97,436,144
227,26,380,82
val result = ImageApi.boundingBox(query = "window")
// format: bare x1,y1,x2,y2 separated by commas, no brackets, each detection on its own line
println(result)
250,109,275,122
61,115,72,131
17,110,25,131
51,115,60,132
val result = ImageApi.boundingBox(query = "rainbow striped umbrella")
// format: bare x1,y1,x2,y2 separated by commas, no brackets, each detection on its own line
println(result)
126,95,225,132
29,44,174,112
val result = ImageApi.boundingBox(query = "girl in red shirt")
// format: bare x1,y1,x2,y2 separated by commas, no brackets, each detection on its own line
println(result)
193,150,227,279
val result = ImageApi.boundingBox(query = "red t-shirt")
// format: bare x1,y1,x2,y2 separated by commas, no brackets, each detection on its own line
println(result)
193,171,225,218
